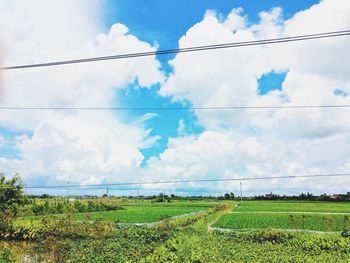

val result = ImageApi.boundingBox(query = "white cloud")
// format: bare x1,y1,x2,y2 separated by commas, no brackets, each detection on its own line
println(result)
144,130,350,194
177,119,186,136
0,0,164,185
9,112,150,184
151,0,350,194
1,0,350,194
0,135,6,146
224,8,246,31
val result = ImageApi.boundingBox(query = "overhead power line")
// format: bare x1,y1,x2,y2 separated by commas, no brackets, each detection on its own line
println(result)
1,104,350,111
2,30,350,70
24,173,350,189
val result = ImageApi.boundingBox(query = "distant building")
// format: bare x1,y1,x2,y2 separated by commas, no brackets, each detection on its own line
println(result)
265,192,273,199
330,194,339,200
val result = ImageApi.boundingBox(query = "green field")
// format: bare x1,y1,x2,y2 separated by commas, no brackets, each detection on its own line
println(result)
212,201,350,232
214,212,346,231
236,201,350,213
4,201,350,262
73,205,204,223
17,202,211,225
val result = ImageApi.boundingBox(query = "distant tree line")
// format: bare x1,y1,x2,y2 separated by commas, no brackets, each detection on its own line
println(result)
27,191,350,202
253,192,350,202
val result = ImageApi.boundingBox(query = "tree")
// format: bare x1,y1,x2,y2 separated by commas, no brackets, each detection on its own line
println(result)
0,173,25,234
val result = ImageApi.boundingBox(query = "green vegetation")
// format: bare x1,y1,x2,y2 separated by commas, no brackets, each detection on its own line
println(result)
1,200,350,262
4,206,350,262
16,205,205,225
214,213,346,231
0,174,25,238
2,175,350,262
19,199,124,216
237,201,350,212
73,205,204,223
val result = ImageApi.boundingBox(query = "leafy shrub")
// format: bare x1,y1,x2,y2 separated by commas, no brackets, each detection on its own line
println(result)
0,248,14,263
21,200,124,216
341,230,350,238
290,234,350,253
213,204,229,212
160,214,171,221
0,174,25,238
252,229,292,243
342,215,350,237
4,214,115,240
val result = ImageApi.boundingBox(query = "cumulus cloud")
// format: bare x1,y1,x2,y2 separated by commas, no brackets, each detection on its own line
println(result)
150,0,350,194
1,0,350,194
144,130,350,195
0,0,164,185
9,112,151,184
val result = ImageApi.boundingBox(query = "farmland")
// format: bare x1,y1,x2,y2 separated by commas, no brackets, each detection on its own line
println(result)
212,201,350,232
17,203,209,224
214,213,346,231
73,205,204,223
2,199,350,262
235,201,350,213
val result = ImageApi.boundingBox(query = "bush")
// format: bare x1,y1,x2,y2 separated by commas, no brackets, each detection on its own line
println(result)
291,234,350,253
23,199,124,216
160,214,171,221
0,248,14,263
0,174,25,238
252,229,292,243
341,230,350,238
6,214,116,241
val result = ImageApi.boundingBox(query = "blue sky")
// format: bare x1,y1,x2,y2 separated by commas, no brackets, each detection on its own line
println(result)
0,0,324,162
98,0,317,162
104,0,319,50
1,0,350,195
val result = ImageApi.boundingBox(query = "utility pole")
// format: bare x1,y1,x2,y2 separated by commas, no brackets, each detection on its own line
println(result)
66,181,70,197
240,182,243,202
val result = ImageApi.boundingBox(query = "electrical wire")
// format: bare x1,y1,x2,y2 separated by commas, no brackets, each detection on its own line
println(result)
24,173,350,189
2,30,350,70
1,104,350,111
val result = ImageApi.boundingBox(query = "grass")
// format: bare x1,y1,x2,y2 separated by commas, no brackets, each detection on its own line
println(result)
17,203,209,224
4,202,350,262
236,201,350,213
73,206,204,223
213,201,350,232
214,213,347,231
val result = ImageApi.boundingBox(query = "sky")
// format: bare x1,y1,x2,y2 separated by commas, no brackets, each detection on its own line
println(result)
0,0,350,196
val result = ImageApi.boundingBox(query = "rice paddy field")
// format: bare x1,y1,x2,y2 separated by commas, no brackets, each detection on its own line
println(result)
214,213,346,231
236,201,350,213
16,201,216,225
73,205,205,223
3,200,350,262
213,201,350,232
